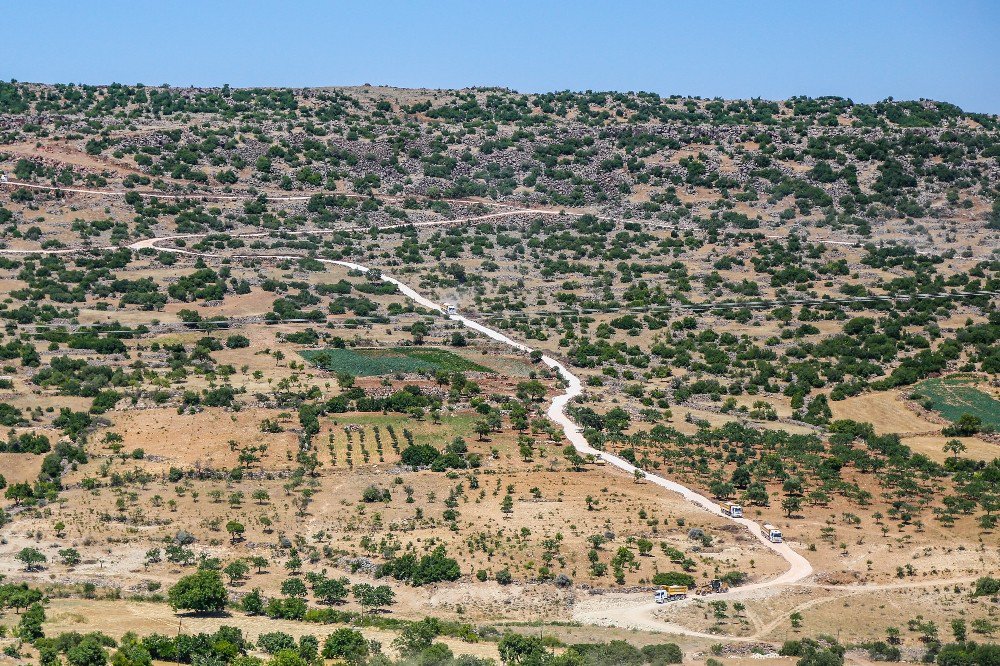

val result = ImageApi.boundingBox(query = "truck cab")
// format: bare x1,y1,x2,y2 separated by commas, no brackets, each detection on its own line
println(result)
724,503,743,518
442,302,458,315
654,589,667,604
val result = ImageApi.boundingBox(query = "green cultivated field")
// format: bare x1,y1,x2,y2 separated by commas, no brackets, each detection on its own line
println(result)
300,347,491,376
914,375,1000,429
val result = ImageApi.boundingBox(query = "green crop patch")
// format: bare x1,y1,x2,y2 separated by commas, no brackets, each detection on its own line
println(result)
299,347,491,376
913,375,1000,429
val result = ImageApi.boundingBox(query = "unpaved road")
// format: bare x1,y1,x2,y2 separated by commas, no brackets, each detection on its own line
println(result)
7,181,981,641
123,231,817,629
2,179,883,254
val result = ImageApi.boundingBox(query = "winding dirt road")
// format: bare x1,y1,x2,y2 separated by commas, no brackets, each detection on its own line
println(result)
26,180,990,640
123,231,817,640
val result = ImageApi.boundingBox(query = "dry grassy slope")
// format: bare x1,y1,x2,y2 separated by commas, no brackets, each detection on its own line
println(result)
0,85,996,657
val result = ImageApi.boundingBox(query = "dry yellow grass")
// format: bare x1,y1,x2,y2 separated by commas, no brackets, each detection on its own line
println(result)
829,391,941,435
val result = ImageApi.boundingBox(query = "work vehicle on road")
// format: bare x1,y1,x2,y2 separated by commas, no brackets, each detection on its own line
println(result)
696,579,730,595
764,524,783,543
654,585,688,603
722,503,743,518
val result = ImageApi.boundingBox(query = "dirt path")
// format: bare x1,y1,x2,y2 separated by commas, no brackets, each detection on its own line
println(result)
571,573,981,640
7,181,984,641
120,231,818,638
1,179,892,255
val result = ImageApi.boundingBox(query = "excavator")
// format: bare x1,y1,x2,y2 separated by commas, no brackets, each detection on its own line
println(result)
695,579,729,596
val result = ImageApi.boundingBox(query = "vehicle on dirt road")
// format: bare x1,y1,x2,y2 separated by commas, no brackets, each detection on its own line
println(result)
654,585,689,603
765,524,783,543
696,579,730,595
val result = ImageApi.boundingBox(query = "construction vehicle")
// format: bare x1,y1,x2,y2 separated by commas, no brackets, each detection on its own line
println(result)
696,578,730,596
722,503,743,518
441,302,457,315
764,524,783,543
654,585,688,603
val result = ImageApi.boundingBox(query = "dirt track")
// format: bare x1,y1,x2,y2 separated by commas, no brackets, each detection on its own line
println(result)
2,180,988,640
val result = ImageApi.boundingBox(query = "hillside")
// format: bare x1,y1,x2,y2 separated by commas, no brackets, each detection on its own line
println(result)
0,82,997,666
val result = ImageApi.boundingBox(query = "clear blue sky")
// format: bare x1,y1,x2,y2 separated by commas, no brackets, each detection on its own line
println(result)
4,0,999,113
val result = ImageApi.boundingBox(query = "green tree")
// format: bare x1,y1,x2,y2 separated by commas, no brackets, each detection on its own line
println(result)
111,633,152,666
641,643,683,665
782,477,804,496
353,583,395,615
782,496,802,517
312,576,347,605
322,628,369,665
796,647,843,666
224,560,249,584
167,569,228,614
16,547,46,571
943,439,967,460
409,321,429,345
67,636,110,666
242,588,264,615
943,413,982,437
18,602,45,641
710,481,733,500
951,618,967,642
226,520,245,543
297,635,319,663
280,577,308,598
392,617,440,657
5,585,43,612
498,633,548,665
38,640,61,666
5,482,33,505
59,548,82,566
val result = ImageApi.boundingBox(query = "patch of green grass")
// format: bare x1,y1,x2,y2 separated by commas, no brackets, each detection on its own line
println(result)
913,375,1000,429
300,346,491,377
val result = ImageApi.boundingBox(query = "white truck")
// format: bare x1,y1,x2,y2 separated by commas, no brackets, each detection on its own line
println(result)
722,503,743,518
441,302,457,315
764,523,783,543
654,585,688,603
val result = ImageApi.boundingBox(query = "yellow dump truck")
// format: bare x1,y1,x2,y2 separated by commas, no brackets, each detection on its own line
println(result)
654,585,689,603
